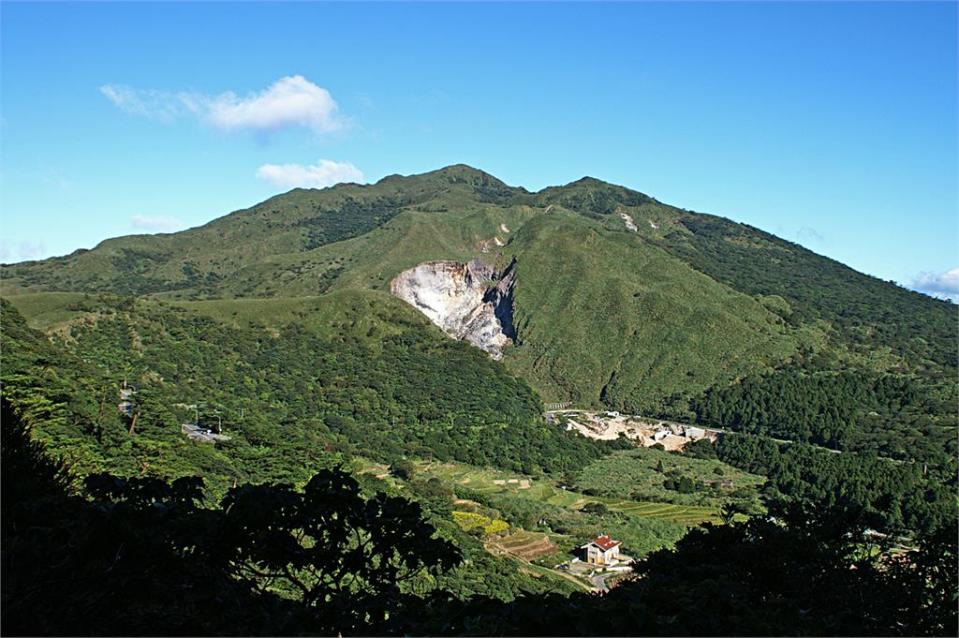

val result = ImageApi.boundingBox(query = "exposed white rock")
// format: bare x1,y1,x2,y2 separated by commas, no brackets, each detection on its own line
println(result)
390,259,516,359
499,223,510,233
619,212,638,232
649,220,659,230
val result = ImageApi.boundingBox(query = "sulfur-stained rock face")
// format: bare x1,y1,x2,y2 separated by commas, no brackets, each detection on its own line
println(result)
390,258,516,359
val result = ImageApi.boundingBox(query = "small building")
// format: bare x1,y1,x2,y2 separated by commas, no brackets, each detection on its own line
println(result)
582,534,622,566
181,423,231,444
118,384,137,417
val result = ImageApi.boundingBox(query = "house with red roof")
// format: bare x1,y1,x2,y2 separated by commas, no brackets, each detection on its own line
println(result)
581,534,622,565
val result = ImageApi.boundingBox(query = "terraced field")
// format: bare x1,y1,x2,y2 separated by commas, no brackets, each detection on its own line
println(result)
606,500,722,526
417,461,725,526
486,530,593,593
491,530,559,561
575,448,765,509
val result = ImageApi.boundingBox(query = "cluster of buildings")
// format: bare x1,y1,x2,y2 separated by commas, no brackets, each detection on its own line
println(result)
550,409,719,451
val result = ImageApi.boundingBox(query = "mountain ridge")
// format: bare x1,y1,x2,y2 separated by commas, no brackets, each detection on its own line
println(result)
2,164,954,416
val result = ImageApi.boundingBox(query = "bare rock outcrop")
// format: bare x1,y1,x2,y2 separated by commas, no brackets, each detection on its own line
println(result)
390,258,516,359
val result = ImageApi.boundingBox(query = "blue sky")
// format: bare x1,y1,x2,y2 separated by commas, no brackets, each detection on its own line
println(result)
2,1,956,298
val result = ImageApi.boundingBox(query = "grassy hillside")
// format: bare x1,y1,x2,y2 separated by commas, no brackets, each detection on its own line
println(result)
0,165,520,298
500,211,800,410
3,165,956,636
656,213,956,375
3,163,954,449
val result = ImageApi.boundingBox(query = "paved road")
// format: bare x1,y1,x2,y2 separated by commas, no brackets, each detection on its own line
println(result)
589,573,610,593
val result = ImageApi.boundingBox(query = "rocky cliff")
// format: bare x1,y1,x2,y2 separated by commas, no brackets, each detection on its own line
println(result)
390,258,516,359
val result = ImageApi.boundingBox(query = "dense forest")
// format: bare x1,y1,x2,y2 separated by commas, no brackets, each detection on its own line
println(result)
0,297,610,493
715,434,956,535
689,366,957,475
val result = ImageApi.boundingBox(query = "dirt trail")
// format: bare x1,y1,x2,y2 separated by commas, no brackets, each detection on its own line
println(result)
485,539,593,592
491,543,593,592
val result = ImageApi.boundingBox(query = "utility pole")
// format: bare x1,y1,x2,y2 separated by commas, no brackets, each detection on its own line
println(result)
128,412,139,436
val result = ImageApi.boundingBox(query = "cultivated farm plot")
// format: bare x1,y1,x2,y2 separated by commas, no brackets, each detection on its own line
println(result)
490,530,559,561
419,463,534,495
351,456,392,479
418,461,722,527
605,500,722,526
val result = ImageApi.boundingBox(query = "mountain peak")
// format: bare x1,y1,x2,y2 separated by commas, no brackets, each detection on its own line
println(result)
569,176,609,187
427,164,509,187
374,164,512,192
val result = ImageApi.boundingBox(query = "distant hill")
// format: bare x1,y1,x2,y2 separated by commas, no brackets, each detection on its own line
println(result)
4,164,955,416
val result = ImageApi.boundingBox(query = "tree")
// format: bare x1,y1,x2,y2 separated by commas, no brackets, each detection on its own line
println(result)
1,397,461,636
580,502,610,516
389,457,416,480
214,467,460,634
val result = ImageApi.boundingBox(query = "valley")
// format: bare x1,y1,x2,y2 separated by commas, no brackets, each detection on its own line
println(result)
2,165,956,636
351,450,761,593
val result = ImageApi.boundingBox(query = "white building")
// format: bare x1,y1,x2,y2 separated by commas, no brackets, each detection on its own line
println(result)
582,535,622,565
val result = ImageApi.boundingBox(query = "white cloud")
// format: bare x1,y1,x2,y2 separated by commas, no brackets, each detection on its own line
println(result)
100,75,345,134
910,267,959,303
130,215,185,232
256,160,364,189
99,85,197,123
203,76,342,133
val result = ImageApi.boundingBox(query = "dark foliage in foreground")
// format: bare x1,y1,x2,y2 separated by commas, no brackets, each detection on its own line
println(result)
3,398,956,637
1,397,459,636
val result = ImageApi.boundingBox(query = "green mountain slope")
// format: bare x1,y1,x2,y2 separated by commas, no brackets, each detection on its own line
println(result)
1,294,611,492
499,211,798,410
3,164,954,415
